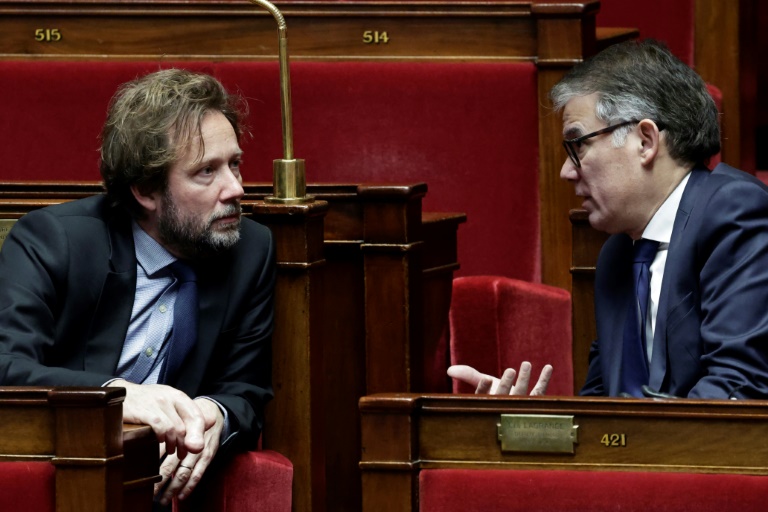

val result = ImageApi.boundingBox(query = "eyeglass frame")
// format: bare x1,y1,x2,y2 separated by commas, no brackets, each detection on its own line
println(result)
562,119,665,168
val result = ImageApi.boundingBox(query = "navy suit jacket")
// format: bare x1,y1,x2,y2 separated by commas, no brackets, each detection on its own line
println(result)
0,195,276,453
582,164,768,398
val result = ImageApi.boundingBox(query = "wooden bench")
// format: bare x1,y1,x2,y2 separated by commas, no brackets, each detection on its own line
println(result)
0,387,158,512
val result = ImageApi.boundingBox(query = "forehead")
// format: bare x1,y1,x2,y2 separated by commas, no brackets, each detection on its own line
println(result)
175,111,238,165
561,93,600,138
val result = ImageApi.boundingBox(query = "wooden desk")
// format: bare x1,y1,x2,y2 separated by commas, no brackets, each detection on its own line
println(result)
360,392,768,511
0,387,159,512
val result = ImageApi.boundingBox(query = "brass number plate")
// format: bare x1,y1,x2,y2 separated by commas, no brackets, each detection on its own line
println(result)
498,414,578,454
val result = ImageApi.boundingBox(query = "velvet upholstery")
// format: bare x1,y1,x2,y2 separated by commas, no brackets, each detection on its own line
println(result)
0,462,55,511
1,59,539,281
597,0,695,64
420,469,768,511
174,450,293,512
449,276,573,396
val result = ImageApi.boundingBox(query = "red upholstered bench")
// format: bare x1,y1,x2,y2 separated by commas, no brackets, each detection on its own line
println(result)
0,59,540,281
420,468,768,511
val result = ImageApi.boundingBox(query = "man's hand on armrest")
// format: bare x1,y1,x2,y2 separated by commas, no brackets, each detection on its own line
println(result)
107,379,212,459
156,398,225,506
447,362,552,395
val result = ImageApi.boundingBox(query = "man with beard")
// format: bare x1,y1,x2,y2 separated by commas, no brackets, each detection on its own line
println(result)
0,69,275,508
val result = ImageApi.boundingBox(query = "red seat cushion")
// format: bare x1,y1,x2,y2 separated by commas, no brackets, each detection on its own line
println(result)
421,468,768,512
175,450,293,512
0,461,55,511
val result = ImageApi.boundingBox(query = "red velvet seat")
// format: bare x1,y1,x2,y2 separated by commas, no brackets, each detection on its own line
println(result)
175,450,293,512
449,276,573,396
420,468,768,511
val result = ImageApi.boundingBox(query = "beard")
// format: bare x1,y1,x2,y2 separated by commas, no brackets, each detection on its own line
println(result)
157,188,242,259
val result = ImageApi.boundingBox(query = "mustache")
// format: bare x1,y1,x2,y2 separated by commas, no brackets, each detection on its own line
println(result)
209,202,242,223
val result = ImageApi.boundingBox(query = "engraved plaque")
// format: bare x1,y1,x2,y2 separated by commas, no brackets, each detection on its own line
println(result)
0,219,16,252
497,414,578,454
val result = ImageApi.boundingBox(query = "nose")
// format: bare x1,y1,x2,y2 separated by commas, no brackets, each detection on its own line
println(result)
221,167,244,202
560,158,579,182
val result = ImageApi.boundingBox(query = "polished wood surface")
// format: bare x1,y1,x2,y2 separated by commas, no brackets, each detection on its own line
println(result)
360,392,768,511
0,387,159,512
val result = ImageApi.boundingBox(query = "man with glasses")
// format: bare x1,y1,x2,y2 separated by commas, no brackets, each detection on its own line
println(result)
449,39,768,399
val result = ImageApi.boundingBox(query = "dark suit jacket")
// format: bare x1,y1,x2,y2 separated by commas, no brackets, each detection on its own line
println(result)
0,195,275,452
582,163,768,398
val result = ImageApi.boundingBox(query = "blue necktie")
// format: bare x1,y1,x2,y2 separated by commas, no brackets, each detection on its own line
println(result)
159,260,198,385
620,238,660,397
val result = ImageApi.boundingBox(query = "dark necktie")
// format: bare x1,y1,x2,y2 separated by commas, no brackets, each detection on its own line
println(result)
159,260,198,385
620,238,660,397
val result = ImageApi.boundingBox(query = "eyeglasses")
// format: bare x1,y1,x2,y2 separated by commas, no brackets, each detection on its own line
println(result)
562,119,657,168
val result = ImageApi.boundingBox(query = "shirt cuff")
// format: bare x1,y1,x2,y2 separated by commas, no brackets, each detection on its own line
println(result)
195,396,236,444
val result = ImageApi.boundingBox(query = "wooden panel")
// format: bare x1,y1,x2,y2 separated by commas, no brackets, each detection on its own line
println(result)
0,387,158,512
0,1,536,61
360,393,768,512
695,0,757,170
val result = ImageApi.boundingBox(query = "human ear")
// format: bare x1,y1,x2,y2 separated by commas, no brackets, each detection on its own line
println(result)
637,119,661,166
130,184,160,213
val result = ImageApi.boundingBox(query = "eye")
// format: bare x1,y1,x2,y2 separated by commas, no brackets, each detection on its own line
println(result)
200,166,214,176
230,158,242,176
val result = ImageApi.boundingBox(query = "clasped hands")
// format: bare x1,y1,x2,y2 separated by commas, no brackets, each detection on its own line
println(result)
447,361,553,395
108,379,224,506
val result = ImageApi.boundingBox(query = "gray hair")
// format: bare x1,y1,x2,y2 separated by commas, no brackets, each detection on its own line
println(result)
550,39,720,166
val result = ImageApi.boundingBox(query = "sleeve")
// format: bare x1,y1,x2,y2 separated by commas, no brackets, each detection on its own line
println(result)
197,222,276,453
0,209,117,386
579,339,606,396
689,178,768,398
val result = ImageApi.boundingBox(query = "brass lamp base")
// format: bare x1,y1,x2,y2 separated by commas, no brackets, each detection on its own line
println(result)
265,158,315,204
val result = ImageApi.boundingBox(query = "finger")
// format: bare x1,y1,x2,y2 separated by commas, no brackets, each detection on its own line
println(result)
154,453,179,497
475,375,493,394
511,361,533,395
160,456,199,506
174,400,207,455
530,364,553,396
447,365,486,388
177,437,217,500
496,368,517,395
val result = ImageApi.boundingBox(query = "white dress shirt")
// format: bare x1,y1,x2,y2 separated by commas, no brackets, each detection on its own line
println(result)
638,171,691,363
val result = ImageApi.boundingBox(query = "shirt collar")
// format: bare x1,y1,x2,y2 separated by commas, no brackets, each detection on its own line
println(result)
641,171,691,245
132,220,177,277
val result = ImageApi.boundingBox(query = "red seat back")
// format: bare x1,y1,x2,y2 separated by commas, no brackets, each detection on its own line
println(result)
449,276,573,396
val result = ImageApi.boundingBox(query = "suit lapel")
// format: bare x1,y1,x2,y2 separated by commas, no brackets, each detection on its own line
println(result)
84,212,137,374
648,168,709,391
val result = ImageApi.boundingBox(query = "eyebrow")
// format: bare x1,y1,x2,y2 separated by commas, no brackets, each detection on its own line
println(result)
563,126,583,139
